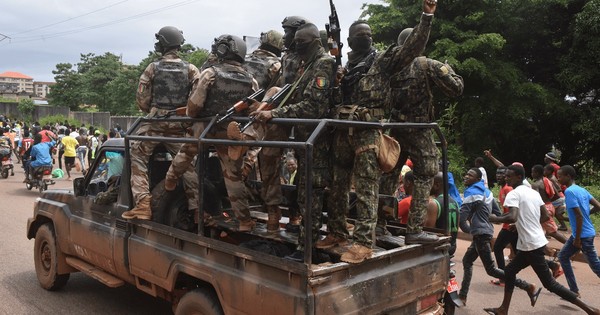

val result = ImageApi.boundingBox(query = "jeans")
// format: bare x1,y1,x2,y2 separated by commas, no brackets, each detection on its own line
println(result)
460,234,530,298
493,228,518,270
558,236,600,294
506,246,578,302
76,146,87,171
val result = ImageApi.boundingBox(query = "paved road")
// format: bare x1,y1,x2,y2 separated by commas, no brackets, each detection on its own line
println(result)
0,164,171,315
1,162,598,314
453,223,600,314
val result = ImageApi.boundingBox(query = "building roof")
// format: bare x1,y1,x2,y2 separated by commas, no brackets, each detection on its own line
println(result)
0,71,33,80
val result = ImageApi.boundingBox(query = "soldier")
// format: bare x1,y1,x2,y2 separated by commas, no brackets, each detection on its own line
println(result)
226,30,285,233
243,30,283,89
383,26,464,244
280,16,311,85
122,26,200,220
164,34,259,231
320,0,439,263
252,23,336,261
316,19,377,253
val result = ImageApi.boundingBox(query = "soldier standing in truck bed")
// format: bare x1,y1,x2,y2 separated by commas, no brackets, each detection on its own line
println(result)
382,26,463,244
123,26,200,221
164,34,259,231
251,23,336,262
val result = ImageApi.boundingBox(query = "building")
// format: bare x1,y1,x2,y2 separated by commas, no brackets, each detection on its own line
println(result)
0,71,34,96
33,81,55,99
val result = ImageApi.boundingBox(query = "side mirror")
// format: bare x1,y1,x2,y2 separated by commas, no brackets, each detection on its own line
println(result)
73,177,86,196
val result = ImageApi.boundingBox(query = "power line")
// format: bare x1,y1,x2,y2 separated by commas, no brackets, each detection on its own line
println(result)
4,0,199,44
9,0,130,36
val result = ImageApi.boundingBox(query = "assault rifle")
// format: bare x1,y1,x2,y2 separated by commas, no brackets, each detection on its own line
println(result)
325,0,343,67
240,84,293,132
216,89,266,124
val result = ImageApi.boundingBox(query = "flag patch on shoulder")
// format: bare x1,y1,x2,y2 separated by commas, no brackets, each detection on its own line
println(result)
315,76,329,89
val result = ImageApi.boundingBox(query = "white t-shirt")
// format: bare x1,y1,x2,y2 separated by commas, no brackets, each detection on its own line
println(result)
503,185,547,251
479,167,488,188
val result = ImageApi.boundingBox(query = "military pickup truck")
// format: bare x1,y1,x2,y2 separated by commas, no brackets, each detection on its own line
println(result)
27,116,451,315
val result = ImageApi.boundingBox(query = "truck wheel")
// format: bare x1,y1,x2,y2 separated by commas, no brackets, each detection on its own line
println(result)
443,291,456,315
34,223,70,290
175,288,224,315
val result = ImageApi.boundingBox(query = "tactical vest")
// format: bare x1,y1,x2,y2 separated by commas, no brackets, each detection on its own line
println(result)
388,56,433,123
340,49,377,105
203,63,254,116
356,45,397,110
243,51,278,90
151,60,190,109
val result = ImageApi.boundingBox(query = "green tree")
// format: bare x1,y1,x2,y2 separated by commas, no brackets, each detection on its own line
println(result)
17,98,35,121
78,53,123,112
361,0,599,173
48,63,83,110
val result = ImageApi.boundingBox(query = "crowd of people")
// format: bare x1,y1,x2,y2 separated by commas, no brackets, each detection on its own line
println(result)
0,117,125,181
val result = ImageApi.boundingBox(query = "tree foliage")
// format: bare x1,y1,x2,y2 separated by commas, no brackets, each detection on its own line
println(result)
17,98,35,121
48,46,210,116
362,0,600,172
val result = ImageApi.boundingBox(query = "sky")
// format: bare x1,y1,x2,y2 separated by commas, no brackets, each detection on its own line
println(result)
0,0,383,82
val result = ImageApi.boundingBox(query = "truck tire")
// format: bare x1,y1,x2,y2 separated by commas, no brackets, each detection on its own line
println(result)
175,288,224,315
34,223,70,290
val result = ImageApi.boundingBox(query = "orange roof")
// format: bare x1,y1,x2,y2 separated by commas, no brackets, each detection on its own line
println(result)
0,71,33,79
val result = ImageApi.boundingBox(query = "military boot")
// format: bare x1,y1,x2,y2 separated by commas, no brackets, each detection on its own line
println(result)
316,234,348,249
340,244,373,264
266,205,282,232
164,176,177,191
122,196,152,220
227,121,252,160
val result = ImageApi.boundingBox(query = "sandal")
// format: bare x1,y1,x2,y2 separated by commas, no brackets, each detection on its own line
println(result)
483,308,500,315
529,287,542,307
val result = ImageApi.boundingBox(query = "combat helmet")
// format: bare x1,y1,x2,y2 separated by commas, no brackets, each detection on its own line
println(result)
155,26,185,53
281,16,310,29
260,30,284,52
211,34,247,63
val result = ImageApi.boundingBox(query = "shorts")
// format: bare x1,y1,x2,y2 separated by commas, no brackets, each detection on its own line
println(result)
64,156,75,166
542,203,558,233
551,197,565,209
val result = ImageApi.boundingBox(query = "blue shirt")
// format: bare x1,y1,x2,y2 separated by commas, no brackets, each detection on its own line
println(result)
564,184,596,238
30,141,55,168
459,180,500,236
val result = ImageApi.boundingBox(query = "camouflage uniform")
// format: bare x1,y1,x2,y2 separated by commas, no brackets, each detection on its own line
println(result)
240,49,285,211
279,51,303,85
130,50,200,212
166,60,259,222
270,46,336,250
328,13,434,247
381,56,463,234
243,48,281,90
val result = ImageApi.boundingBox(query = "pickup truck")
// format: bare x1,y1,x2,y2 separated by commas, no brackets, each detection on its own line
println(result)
27,117,451,315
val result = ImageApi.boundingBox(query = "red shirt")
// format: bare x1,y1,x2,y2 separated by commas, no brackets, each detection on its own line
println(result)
397,196,412,224
39,130,56,143
499,184,513,230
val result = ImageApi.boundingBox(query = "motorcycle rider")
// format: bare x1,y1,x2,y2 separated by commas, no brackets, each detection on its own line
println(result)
25,134,55,182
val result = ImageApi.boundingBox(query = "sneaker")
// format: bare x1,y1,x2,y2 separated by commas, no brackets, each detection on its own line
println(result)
375,225,391,236
316,234,348,249
340,244,373,264
405,231,440,244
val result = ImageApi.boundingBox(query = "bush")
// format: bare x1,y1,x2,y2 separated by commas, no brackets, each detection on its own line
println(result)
17,98,35,121
39,115,80,128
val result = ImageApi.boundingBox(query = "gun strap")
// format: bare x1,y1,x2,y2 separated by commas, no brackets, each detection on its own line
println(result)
277,61,314,109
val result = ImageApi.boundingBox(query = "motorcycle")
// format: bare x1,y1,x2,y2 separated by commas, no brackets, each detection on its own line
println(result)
443,269,463,315
0,146,14,179
25,165,55,193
